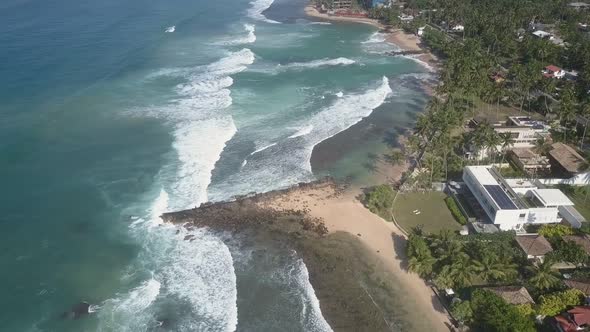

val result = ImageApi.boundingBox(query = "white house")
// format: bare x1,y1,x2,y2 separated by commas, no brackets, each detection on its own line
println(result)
532,30,552,38
462,165,580,231
543,65,566,79
464,117,551,160
451,24,464,32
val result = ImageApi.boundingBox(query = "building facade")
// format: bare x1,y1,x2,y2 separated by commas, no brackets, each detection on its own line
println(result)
462,166,575,231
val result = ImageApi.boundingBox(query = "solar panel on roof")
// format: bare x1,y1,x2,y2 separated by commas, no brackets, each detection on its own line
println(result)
484,185,518,210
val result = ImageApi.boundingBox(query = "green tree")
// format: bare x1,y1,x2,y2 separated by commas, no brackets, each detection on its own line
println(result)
407,234,437,278
537,289,585,316
470,289,536,332
366,184,395,217
451,300,473,324
538,224,575,238
550,240,588,265
473,252,518,283
527,259,561,290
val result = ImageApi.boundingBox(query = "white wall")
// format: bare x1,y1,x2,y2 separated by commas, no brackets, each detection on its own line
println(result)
538,172,590,186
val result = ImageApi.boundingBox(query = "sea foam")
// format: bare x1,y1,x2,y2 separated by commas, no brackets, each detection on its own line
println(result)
208,76,393,199
99,47,252,332
248,0,280,24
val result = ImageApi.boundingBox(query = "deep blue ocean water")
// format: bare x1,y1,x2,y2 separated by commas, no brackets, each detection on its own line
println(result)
0,0,432,330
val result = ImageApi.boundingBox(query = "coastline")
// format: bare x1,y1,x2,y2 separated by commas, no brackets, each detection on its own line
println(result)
304,5,384,29
163,180,452,331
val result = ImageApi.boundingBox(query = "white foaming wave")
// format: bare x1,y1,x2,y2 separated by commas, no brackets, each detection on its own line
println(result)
208,76,392,198
150,189,169,225
302,76,392,171
309,21,332,25
216,24,257,45
162,227,238,331
171,117,237,208
400,54,436,72
97,278,161,331
247,0,280,24
288,124,314,138
104,48,249,331
205,48,256,76
361,31,387,44
335,91,344,98
280,57,356,71
165,26,176,33
241,159,248,168
362,32,399,54
294,258,333,331
250,142,277,155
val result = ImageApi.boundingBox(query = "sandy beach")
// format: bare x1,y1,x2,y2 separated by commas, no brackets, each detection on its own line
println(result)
305,5,439,71
259,182,452,331
304,5,384,29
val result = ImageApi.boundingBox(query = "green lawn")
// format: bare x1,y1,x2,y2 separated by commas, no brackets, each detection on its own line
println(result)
393,191,463,234
556,185,590,221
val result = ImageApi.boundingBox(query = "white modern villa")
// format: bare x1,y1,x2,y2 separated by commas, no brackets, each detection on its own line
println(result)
462,165,585,231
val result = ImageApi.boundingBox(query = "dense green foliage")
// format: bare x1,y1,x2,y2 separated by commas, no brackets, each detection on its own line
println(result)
406,230,520,289
549,239,588,265
527,259,561,290
537,289,585,316
444,196,467,225
538,224,575,238
470,290,536,332
368,0,590,188
365,185,395,218
450,300,473,324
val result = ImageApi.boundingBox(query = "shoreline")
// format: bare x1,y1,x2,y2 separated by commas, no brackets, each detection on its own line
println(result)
163,180,452,331
304,5,384,29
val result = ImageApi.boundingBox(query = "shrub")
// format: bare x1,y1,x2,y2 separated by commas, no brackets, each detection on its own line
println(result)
538,224,574,238
445,196,467,225
470,289,536,332
451,300,473,324
537,289,585,316
366,185,395,218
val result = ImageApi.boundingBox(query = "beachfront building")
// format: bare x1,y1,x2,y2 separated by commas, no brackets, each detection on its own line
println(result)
464,116,551,160
515,234,553,260
543,65,566,79
508,148,551,175
548,142,587,177
568,2,590,10
462,165,581,231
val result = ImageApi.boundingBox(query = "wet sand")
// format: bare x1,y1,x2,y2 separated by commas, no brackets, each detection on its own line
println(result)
163,180,452,331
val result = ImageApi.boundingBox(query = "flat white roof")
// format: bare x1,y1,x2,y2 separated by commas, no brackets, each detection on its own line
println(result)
466,166,499,185
532,189,574,206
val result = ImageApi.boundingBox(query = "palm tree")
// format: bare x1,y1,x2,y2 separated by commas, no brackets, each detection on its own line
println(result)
579,102,590,149
499,133,514,166
473,253,518,283
534,137,552,155
431,230,463,262
436,253,477,289
408,254,437,278
527,259,560,290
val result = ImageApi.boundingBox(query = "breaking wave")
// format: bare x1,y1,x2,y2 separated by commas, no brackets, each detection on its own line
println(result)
98,48,253,331
165,26,175,33
280,57,356,70
208,76,393,198
362,31,399,54
248,0,280,24
216,24,257,45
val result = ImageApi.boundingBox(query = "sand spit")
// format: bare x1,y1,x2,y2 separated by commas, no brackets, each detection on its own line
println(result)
162,179,451,331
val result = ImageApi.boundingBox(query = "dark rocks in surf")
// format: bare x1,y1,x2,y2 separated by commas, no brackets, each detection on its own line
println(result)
60,302,91,320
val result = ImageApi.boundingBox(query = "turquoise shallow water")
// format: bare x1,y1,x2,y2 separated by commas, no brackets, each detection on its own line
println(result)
0,0,432,330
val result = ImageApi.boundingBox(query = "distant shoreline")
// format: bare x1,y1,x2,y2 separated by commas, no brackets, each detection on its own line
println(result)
304,5,384,29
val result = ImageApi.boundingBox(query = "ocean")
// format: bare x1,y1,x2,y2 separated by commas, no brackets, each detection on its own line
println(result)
0,0,432,330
